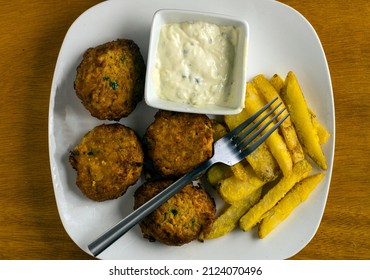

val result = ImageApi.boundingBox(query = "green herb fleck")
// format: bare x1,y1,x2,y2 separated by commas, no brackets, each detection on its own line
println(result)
109,80,118,90
103,76,118,90
170,209,178,216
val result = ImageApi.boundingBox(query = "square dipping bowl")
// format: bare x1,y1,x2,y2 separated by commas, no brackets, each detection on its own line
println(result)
145,9,249,115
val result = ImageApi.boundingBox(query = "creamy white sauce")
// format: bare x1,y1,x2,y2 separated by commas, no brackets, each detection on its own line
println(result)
153,21,239,107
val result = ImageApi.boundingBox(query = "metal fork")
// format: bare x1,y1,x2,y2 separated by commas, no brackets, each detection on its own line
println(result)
88,97,289,257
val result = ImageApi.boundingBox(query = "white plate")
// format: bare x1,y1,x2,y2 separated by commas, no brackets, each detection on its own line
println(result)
49,0,335,259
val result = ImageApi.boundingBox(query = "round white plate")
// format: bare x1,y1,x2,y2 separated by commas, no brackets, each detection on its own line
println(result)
49,0,335,259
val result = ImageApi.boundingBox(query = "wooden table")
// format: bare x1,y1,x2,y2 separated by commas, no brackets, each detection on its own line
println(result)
1,0,369,260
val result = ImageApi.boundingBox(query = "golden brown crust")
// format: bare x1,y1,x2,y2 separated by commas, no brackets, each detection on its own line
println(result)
134,180,216,246
74,39,146,120
143,111,214,178
69,123,144,201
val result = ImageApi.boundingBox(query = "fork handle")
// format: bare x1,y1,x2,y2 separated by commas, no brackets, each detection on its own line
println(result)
88,159,214,257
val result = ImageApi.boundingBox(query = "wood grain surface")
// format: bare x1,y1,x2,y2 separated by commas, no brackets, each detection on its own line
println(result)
0,0,369,260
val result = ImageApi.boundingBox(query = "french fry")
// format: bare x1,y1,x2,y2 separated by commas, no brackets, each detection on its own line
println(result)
218,164,265,204
199,188,262,240
230,159,254,181
258,173,324,238
245,82,293,177
244,144,280,182
224,110,280,182
211,119,229,141
269,73,284,93
269,73,330,145
281,71,327,170
309,109,330,144
239,159,312,232
224,109,250,131
253,74,305,164
207,163,233,187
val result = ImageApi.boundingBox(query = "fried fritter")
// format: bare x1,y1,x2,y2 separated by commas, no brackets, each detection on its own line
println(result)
134,179,216,246
69,123,144,201
143,111,214,178
74,39,146,120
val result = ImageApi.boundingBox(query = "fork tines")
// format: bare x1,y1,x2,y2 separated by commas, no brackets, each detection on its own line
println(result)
227,97,290,158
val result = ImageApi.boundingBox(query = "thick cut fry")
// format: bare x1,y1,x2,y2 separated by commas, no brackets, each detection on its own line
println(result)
224,110,250,131
211,119,229,141
281,71,327,170
224,110,280,182
309,109,330,144
270,73,330,145
269,73,284,93
258,173,324,238
254,74,305,164
230,159,253,181
314,120,330,145
244,144,280,182
245,82,293,176
239,159,312,232
207,163,233,187
219,164,265,204
254,74,284,104
199,188,262,240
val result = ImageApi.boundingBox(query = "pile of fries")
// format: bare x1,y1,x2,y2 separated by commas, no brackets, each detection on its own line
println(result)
200,71,330,240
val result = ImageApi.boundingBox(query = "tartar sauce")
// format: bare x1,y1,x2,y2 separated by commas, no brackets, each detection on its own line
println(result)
153,21,239,106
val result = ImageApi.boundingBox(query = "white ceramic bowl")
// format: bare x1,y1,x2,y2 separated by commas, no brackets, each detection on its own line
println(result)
144,9,249,115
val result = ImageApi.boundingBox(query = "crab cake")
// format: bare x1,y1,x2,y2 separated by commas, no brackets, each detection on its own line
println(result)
69,123,144,201
74,39,146,120
134,180,216,246
144,111,214,178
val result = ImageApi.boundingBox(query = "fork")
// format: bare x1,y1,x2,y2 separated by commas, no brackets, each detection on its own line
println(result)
88,97,289,257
